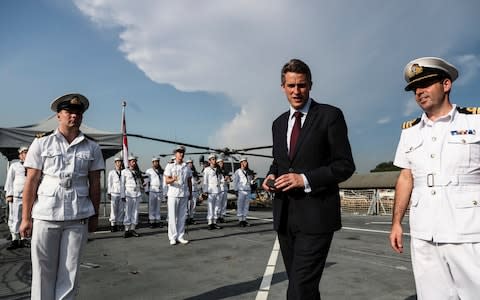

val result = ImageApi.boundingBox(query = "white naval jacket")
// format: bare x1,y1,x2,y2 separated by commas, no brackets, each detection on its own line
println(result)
394,105,480,242
4,161,26,198
203,166,221,194
121,168,142,198
145,168,164,193
107,169,122,195
233,168,252,192
24,129,105,221
164,161,192,197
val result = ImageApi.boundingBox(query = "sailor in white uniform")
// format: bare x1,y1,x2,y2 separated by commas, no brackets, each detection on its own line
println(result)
145,156,164,228
233,158,253,227
186,159,199,225
107,157,124,232
164,146,192,245
20,93,104,300
203,154,222,230
121,155,142,238
216,158,230,223
4,146,29,250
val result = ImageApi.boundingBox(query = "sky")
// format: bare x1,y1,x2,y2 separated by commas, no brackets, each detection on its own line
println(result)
1,0,480,185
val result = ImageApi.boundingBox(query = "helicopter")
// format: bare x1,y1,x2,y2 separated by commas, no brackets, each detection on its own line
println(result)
126,132,274,206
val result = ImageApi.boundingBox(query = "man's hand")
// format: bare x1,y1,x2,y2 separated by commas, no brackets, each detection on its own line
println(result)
389,223,404,253
262,175,276,192
6,196,13,203
20,218,33,238
276,173,304,192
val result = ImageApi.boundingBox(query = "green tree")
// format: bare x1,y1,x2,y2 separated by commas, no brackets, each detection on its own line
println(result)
370,161,401,173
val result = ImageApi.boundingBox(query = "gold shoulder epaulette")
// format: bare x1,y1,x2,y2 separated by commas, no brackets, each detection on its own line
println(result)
35,130,53,138
457,106,480,114
401,118,421,129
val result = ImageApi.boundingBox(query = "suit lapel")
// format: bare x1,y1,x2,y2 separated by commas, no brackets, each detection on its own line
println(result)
278,112,290,160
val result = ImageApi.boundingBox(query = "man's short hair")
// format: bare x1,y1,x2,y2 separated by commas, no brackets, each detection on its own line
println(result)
281,59,312,86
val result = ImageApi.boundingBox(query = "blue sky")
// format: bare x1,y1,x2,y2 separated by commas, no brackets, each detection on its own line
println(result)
1,0,480,185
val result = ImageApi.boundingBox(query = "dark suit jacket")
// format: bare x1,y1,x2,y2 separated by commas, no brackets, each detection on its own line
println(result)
268,99,355,234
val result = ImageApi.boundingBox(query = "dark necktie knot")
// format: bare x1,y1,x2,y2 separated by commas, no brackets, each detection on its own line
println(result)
294,111,302,119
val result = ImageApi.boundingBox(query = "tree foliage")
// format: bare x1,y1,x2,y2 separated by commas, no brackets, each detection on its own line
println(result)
370,161,401,173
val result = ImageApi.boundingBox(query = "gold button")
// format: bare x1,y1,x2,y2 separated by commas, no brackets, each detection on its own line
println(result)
474,201,478,205
430,154,435,158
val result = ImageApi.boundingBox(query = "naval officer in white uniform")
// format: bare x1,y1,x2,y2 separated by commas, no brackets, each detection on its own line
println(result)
390,57,480,299
121,155,143,238
20,93,104,300
203,154,222,230
107,157,124,232
164,146,192,245
4,146,29,250
145,156,164,228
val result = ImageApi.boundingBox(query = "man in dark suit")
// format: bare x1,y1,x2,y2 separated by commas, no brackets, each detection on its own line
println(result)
262,59,355,299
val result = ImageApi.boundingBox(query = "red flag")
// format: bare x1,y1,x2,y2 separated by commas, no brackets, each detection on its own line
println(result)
121,101,129,168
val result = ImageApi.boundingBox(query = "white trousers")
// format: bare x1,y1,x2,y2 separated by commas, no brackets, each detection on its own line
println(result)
123,196,141,230
236,190,250,221
148,191,163,222
218,191,228,217
188,191,198,218
8,197,22,239
207,193,220,223
109,194,124,226
167,196,187,242
31,219,88,300
411,238,480,300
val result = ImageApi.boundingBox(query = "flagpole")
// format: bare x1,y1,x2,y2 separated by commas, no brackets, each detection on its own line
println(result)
122,101,129,169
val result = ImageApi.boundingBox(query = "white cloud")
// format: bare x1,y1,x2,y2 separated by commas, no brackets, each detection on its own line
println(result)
377,117,391,125
455,54,480,86
74,0,480,173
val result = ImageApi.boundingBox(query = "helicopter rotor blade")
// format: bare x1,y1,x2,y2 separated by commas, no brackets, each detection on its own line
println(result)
127,133,216,151
233,145,272,152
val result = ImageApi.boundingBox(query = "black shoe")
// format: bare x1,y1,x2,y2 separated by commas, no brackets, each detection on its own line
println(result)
20,239,30,248
243,221,250,227
217,217,225,223
111,225,118,232
158,222,164,228
213,224,222,229
239,221,245,227
150,223,155,228
6,234,12,241
7,240,20,250
124,230,133,238
208,224,215,230
190,219,197,225
131,230,140,237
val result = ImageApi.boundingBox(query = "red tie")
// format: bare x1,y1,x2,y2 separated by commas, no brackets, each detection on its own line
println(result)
289,111,302,159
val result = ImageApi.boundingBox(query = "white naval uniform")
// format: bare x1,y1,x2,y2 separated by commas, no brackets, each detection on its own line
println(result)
145,167,164,223
188,176,199,218
233,168,252,222
4,160,26,240
121,168,142,231
107,169,124,226
203,166,221,224
218,171,229,218
164,161,192,242
24,129,104,300
394,105,480,299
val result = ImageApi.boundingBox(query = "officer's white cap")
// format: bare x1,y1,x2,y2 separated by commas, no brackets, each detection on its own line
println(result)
239,157,248,162
208,153,217,160
18,146,28,153
217,158,224,163
186,159,193,163
152,156,160,162
128,155,138,161
114,157,122,161
50,93,89,113
403,57,458,91
173,145,186,153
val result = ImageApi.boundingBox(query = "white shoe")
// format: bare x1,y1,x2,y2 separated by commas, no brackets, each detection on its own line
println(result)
170,240,177,245
177,238,189,244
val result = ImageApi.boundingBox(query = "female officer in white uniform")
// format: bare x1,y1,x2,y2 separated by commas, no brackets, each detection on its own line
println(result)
121,155,143,238
203,154,222,230
20,93,104,300
233,158,253,227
